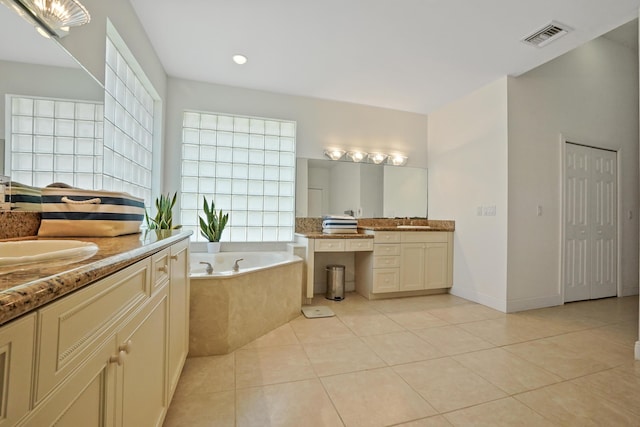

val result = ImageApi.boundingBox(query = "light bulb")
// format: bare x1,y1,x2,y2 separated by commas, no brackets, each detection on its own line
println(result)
347,151,367,162
324,149,345,161
368,152,388,164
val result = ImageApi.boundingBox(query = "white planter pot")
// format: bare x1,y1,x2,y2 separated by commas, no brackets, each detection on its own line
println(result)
206,242,221,253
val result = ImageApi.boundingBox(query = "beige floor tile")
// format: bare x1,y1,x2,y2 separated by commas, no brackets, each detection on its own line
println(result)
361,331,445,365
386,311,449,330
458,315,564,347
339,312,405,336
515,381,639,426
241,323,300,349
235,379,343,427
235,344,316,388
544,330,631,369
453,348,561,395
427,304,505,324
393,358,507,413
173,354,235,397
290,315,356,343
570,366,640,416
415,294,473,310
413,325,494,355
503,338,612,380
394,415,454,426
163,390,235,427
369,297,434,313
518,307,609,333
302,337,386,376
312,292,379,315
443,397,554,426
588,320,639,349
321,367,437,426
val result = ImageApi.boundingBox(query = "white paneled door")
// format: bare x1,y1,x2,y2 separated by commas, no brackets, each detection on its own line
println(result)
564,143,617,302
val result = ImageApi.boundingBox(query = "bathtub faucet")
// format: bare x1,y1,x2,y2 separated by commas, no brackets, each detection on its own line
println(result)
199,262,213,274
233,258,244,272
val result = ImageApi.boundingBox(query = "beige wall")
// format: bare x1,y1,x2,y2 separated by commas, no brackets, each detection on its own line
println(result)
507,36,640,311
427,77,510,311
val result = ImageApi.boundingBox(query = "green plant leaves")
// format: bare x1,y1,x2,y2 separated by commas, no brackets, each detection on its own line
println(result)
145,192,182,230
199,196,229,242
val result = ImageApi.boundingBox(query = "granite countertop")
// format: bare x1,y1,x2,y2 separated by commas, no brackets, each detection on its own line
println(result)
0,230,192,326
295,232,373,239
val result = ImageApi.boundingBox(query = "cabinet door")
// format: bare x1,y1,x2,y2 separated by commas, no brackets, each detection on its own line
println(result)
424,242,449,289
372,269,400,293
0,314,35,427
400,243,425,291
118,290,169,427
168,239,190,395
19,334,117,427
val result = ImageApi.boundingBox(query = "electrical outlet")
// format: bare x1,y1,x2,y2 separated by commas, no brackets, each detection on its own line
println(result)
537,205,543,216
483,205,496,216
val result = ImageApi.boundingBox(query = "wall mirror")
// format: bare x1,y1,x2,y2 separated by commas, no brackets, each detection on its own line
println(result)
296,158,428,218
0,4,104,194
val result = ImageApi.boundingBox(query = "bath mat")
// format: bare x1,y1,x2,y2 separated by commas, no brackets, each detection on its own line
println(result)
301,306,335,318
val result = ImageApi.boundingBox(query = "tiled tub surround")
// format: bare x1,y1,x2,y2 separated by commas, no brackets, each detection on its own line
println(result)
189,256,303,356
0,230,192,325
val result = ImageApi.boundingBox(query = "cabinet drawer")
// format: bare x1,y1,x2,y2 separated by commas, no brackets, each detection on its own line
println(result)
373,256,400,268
374,244,400,256
315,240,346,252
374,232,401,243
345,239,373,251
372,268,400,293
401,231,449,243
36,258,150,404
152,248,170,292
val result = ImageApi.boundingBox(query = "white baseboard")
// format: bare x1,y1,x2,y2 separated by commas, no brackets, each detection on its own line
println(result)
506,294,563,313
635,341,640,361
621,287,639,297
449,286,507,312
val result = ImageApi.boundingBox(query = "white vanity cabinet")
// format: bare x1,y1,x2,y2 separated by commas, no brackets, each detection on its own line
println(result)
356,231,453,298
0,313,36,427
11,237,190,427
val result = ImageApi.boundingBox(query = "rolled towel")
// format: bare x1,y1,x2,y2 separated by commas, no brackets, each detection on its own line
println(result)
323,214,356,220
322,220,357,228
322,228,358,234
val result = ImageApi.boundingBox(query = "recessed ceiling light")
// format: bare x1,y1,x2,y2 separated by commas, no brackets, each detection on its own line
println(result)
232,54,248,65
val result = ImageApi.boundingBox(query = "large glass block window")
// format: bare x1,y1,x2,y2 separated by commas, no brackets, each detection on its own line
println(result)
180,111,296,242
104,36,154,205
7,95,103,188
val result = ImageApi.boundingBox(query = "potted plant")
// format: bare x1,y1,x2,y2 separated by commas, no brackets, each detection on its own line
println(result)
145,192,182,231
199,196,229,253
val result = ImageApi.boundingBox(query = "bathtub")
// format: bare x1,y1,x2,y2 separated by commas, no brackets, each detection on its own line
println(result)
188,251,303,356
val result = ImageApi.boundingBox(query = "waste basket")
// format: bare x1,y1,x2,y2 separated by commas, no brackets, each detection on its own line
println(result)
325,264,345,301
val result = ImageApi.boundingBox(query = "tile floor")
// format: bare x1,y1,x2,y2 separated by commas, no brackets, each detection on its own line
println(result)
163,293,640,426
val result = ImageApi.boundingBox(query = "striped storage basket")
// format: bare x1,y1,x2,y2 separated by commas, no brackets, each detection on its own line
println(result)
38,187,145,237
6,182,42,211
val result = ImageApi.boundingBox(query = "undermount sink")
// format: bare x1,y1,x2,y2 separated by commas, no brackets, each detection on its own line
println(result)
396,225,432,229
0,240,99,267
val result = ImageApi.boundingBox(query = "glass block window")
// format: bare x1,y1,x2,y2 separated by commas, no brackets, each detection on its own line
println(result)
104,36,154,205
7,95,103,188
180,111,296,242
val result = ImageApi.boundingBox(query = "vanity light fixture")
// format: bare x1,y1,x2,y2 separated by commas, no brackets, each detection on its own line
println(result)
346,151,367,162
368,152,388,165
232,54,248,65
324,149,346,161
387,154,408,166
1,0,91,38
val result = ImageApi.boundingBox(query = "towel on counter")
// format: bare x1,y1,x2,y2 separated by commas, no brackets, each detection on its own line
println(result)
322,214,357,234
322,228,358,234
5,181,42,211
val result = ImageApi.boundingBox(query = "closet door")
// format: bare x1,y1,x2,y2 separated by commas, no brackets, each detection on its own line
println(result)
564,143,617,302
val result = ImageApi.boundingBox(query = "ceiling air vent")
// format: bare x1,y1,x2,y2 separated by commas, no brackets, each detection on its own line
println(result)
523,22,571,47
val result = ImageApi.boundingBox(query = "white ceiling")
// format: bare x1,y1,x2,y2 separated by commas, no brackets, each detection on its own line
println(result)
2,1,639,115
129,0,640,114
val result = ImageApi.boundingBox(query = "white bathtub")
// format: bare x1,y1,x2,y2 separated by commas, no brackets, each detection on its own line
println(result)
188,251,303,356
190,251,301,277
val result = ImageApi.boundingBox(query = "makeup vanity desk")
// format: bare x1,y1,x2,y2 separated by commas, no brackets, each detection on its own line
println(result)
294,220,455,303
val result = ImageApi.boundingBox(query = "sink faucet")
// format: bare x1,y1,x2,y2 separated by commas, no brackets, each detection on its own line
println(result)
199,262,213,274
233,258,244,272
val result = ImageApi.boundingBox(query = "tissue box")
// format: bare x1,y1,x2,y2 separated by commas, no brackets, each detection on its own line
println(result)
38,187,145,237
